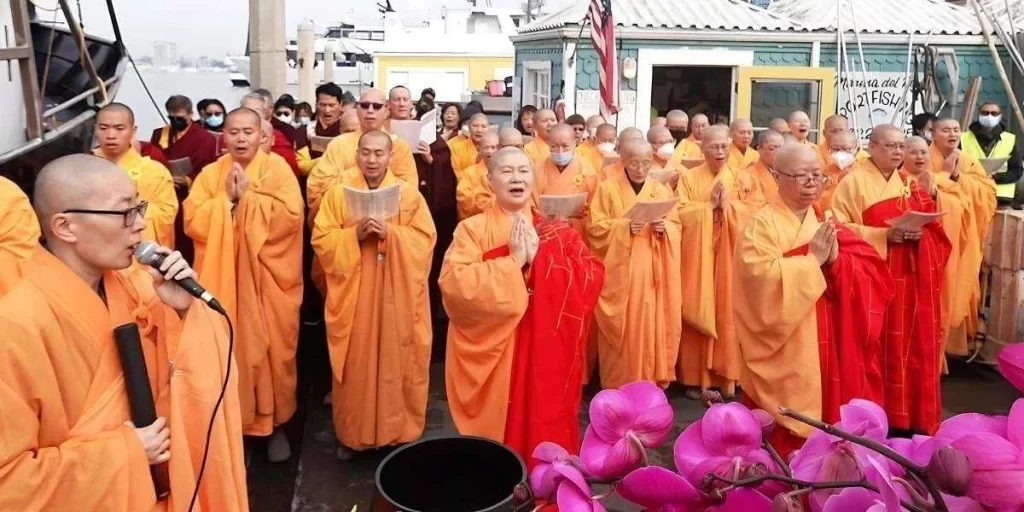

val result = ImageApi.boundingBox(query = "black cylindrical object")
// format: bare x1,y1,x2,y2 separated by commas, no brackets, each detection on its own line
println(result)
371,436,526,512
114,323,170,500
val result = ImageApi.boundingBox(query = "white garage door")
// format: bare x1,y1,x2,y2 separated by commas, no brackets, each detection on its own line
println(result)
387,69,468,103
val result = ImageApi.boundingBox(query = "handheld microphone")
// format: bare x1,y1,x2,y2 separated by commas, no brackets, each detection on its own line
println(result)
113,323,171,500
134,241,225,315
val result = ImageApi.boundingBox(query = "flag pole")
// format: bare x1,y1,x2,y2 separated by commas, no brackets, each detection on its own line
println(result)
569,15,589,115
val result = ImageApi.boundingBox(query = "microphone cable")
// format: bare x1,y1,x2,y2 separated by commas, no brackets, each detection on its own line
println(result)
186,308,234,512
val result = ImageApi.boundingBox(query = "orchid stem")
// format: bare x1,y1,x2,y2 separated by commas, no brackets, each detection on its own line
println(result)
779,407,949,512
762,440,793,477
707,473,927,512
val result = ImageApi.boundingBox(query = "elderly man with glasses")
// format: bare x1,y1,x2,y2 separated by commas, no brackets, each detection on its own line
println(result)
831,124,952,437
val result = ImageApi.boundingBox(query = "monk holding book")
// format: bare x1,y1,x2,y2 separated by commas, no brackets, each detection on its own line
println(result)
441,147,604,463
831,124,952,434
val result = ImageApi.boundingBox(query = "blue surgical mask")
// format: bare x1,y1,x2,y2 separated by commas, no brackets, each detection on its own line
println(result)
551,151,574,167
206,114,223,128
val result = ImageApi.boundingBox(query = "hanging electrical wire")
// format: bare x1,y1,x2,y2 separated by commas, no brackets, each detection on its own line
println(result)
105,0,166,124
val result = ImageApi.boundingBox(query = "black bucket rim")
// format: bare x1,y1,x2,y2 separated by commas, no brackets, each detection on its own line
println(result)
373,435,527,512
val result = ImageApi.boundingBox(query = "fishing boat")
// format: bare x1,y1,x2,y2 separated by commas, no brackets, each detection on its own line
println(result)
0,0,127,195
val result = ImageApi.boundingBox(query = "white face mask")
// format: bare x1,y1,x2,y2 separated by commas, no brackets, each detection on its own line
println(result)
831,151,856,170
587,127,597,139
276,113,292,124
597,142,617,158
979,114,1002,129
296,116,311,126
657,143,675,161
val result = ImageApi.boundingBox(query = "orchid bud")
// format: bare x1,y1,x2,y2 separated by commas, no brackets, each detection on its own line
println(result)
751,409,776,439
819,445,862,483
927,446,973,497
772,493,805,512
512,482,532,504
701,390,724,408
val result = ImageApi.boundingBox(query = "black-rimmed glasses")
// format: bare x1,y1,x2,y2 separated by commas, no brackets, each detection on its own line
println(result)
63,201,148,227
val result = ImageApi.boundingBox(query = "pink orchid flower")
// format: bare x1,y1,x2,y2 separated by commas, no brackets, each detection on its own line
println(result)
999,343,1024,393
580,382,675,480
529,442,606,511
672,402,782,498
618,466,772,512
944,399,1024,511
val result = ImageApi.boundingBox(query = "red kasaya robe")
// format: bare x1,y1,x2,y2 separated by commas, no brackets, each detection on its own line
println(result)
150,123,218,174
502,216,605,468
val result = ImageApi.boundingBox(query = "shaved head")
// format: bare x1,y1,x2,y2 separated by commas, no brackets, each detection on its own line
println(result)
828,130,857,153
260,119,274,152
932,117,963,152
933,117,961,130
666,110,689,133
95,103,138,160
595,124,617,145
769,118,790,134
652,116,667,128
550,123,574,139
535,109,557,139
757,130,785,168
227,106,262,127
823,115,849,134
357,130,394,185
702,125,730,146
617,127,644,148
868,124,903,143
905,136,931,175
788,111,811,141
357,88,387,131
35,154,127,228
499,126,524,148
340,110,359,133
478,131,501,163
359,129,393,151
586,115,605,130
702,125,731,170
730,119,754,150
907,135,929,152
867,124,907,172
621,139,653,184
774,143,824,211
98,103,135,125
647,126,672,144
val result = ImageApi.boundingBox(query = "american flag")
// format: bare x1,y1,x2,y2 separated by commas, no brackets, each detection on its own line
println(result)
587,0,619,118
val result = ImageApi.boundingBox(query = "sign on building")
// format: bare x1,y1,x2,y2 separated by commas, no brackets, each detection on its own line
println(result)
575,89,638,132
836,72,919,140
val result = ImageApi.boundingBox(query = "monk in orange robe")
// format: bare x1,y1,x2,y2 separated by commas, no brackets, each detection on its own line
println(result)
670,113,708,167
928,118,997,353
184,108,304,460
677,125,765,397
309,88,418,219
500,126,526,149
727,119,759,171
903,136,978,370
665,110,689,147
749,130,783,203
818,131,863,211
312,131,436,459
735,144,894,457
442,147,604,461
94,103,178,249
588,139,682,389
457,131,502,220
819,115,869,164
524,108,557,164
0,154,246,510
536,124,600,233
649,126,682,191
450,113,490,181
788,111,817,147
598,127,645,182
831,124,952,434
769,117,791,136
0,177,39,296
575,115,605,169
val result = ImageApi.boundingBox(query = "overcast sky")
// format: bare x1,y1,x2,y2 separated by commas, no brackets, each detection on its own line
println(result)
70,0,571,58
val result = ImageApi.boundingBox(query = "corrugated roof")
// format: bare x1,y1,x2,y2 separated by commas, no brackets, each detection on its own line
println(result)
517,0,807,34
768,0,984,35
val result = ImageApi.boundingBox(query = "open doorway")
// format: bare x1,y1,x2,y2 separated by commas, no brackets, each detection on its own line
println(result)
650,66,733,124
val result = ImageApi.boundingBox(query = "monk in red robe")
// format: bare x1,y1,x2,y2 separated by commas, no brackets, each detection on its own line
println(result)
0,154,247,510
831,125,952,434
735,144,894,457
441,147,604,465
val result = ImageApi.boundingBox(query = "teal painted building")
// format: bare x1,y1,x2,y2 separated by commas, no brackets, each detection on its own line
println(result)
511,0,1016,140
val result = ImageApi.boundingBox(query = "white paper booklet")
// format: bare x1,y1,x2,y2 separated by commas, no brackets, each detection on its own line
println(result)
344,183,402,221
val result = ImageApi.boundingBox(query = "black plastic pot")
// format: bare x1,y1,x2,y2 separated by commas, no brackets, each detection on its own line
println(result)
370,436,527,512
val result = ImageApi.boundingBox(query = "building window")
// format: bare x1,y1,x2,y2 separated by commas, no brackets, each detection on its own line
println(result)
523,61,552,108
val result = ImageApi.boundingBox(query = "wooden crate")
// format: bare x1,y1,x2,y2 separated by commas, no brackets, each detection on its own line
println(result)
985,210,1024,270
987,267,1024,343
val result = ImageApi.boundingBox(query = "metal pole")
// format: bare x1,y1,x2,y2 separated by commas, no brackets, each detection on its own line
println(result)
58,0,108,103
891,31,915,126
849,1,875,125
971,0,1024,132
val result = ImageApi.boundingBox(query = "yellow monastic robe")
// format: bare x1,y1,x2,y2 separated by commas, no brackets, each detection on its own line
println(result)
728,145,759,171
98,148,178,248
588,173,682,389
734,200,827,438
308,130,418,217
670,137,702,167
0,177,39,296
748,161,779,205
312,171,437,451
677,163,765,393
446,134,469,150
577,140,603,175
536,157,600,239
184,151,304,436
456,162,491,220
818,161,865,212
449,136,479,181
524,138,551,166
441,205,531,441
830,160,906,258
0,249,248,512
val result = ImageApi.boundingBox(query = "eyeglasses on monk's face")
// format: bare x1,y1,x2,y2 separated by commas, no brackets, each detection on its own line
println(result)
63,201,149,227
776,172,828,185
358,101,385,111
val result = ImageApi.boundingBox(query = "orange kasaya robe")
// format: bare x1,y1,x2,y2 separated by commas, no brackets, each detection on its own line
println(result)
748,161,779,205
903,170,979,371
184,150,304,437
831,160,952,433
440,205,533,442
449,136,479,181
929,146,997,351
536,157,600,239
735,201,894,455
312,171,437,451
524,138,551,166
676,163,765,394
577,140,604,175
817,161,864,212
98,148,179,249
0,248,247,511
728,145,759,171
456,162,492,221
587,173,682,389
446,133,469,150
0,177,40,296
308,130,418,215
